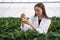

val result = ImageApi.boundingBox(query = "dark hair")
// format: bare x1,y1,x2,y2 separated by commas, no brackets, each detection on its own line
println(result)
34,3,49,18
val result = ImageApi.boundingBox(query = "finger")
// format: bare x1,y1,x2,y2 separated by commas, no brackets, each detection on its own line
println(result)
21,13,25,18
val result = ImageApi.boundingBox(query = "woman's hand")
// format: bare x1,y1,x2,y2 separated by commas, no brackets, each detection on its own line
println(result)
21,13,26,27
21,13,31,25
23,20,37,30
21,13,37,30
21,13,32,27
21,13,25,18
22,20,32,25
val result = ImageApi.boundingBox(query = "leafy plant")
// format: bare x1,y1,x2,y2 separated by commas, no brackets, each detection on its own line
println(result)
0,17,60,40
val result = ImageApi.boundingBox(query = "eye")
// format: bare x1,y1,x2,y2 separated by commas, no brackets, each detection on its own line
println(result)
35,9,40,11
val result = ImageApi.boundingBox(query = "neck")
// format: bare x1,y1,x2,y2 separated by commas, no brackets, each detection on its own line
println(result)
38,15,44,20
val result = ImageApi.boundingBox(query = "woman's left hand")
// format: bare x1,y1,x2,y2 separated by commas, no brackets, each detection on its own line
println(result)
23,20,32,26
22,19,37,30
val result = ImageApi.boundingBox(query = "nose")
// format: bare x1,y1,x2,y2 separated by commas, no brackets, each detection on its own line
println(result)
35,11,38,15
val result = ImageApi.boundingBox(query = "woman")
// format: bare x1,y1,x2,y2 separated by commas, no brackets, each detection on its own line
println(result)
20,3,51,34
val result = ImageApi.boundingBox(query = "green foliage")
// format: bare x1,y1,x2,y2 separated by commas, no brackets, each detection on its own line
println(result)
0,17,60,40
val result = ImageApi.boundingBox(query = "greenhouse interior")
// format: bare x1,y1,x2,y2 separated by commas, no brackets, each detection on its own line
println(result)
0,0,60,40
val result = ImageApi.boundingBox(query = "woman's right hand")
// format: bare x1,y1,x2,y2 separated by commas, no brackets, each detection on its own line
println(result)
21,13,25,18
21,13,26,27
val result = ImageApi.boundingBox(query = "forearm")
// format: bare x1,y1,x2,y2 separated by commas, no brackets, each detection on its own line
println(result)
29,23,37,30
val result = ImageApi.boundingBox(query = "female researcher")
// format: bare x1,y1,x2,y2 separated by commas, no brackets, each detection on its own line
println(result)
20,3,51,34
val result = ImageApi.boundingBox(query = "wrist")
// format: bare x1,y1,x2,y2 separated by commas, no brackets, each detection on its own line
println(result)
29,22,32,26
29,23,37,30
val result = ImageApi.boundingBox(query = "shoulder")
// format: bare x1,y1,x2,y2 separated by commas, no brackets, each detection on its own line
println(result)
42,17,51,23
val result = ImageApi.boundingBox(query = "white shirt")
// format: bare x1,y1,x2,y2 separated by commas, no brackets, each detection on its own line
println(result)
20,16,51,34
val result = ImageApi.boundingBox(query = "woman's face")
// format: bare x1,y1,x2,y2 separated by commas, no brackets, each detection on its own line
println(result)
34,6,43,17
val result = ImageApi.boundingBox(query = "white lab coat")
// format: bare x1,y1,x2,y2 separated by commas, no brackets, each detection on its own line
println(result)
20,16,51,34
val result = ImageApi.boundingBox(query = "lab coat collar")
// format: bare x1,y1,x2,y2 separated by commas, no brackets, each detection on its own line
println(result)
33,16,46,27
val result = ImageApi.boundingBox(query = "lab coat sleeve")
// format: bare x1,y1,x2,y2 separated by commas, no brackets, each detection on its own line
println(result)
20,17,33,31
36,19,51,34
20,24,32,31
